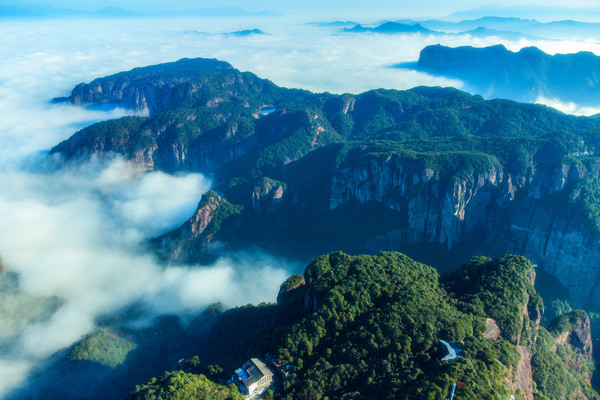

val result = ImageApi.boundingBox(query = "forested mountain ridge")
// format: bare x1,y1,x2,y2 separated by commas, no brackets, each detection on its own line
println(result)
59,57,236,114
128,252,599,400
52,58,600,308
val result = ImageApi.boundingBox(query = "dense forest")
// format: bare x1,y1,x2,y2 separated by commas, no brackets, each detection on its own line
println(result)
128,371,243,400
119,252,598,400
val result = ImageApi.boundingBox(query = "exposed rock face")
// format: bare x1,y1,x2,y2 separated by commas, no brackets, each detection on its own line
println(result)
328,154,501,249
325,152,600,307
166,110,314,175
555,312,594,362
252,178,286,212
303,282,323,315
185,195,221,240
509,346,534,400
527,282,543,326
483,318,501,340
575,391,591,400
152,192,242,263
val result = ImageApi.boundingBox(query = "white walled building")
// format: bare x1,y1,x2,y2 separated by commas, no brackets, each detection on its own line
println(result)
234,358,274,397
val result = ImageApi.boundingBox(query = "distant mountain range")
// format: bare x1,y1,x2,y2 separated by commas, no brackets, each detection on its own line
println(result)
416,44,600,106
229,29,267,37
341,20,537,41
193,29,269,37
343,21,436,35
461,26,540,41
307,21,358,28
450,5,600,20
336,17,600,40
415,16,600,39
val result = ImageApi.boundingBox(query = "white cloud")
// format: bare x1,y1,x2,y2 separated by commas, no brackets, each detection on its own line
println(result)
0,161,293,391
0,360,31,394
536,95,600,116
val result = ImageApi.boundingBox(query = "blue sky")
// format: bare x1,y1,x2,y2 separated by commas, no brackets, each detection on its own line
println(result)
5,0,600,18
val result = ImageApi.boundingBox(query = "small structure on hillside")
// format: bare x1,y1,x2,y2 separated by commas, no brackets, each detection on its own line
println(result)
440,340,463,361
233,358,274,397
259,105,276,116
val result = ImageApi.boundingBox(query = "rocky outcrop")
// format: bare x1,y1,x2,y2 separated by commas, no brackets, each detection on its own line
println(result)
252,178,286,212
483,318,501,340
152,191,242,263
509,346,534,400
553,311,594,362
185,194,222,241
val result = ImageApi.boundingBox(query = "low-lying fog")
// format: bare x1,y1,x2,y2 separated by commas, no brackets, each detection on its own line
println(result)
1,13,600,393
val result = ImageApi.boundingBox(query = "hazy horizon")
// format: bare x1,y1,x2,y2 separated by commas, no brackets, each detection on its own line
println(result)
3,1,600,20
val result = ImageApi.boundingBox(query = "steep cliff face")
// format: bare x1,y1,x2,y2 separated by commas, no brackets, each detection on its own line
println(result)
328,153,502,249
510,345,535,400
150,135,600,308
445,256,598,400
507,269,537,400
163,109,316,175
323,149,600,307
152,191,243,263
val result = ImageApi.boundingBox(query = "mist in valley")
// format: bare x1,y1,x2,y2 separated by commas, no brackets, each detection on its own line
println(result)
2,8,600,397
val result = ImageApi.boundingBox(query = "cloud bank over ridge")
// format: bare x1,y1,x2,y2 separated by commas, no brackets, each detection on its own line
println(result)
2,12,600,393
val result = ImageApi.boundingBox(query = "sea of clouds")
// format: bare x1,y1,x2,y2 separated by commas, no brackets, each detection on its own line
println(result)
1,13,600,394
